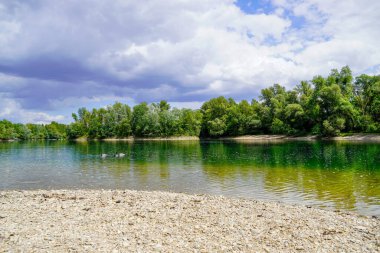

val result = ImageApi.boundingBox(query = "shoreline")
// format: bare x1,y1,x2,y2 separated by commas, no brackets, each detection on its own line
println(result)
74,136,200,141
216,134,380,142
1,189,379,252
76,133,380,142
2,134,380,142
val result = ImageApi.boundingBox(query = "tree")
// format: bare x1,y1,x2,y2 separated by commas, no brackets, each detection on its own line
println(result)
107,102,132,137
13,124,32,140
159,100,170,112
159,108,179,137
0,120,16,140
208,118,227,137
1,66,376,139
46,122,67,139
354,74,380,132
284,104,305,132
66,122,84,139
179,109,202,136
131,103,161,137
226,100,260,135
26,124,48,139
200,96,231,137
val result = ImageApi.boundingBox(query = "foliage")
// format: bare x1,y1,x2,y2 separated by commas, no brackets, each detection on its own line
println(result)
1,66,379,140
0,120,67,140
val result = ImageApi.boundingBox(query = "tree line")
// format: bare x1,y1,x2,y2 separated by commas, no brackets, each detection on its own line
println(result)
0,120,67,140
1,66,379,140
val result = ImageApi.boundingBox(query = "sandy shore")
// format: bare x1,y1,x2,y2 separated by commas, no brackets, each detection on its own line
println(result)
93,134,380,142
75,136,200,141
4,134,380,142
0,190,379,252
215,134,380,142
216,135,317,141
134,136,200,141
326,134,380,141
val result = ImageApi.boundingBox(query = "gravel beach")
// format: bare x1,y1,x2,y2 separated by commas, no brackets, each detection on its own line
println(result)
0,190,379,252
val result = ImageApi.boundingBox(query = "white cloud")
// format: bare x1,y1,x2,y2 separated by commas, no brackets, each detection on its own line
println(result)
0,95,65,124
48,95,135,110
272,0,380,74
168,101,203,110
0,0,379,123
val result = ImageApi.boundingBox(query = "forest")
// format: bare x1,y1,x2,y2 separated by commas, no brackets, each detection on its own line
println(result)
1,66,379,140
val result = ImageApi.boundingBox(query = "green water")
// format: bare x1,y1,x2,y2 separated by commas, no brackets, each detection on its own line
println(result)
0,140,379,216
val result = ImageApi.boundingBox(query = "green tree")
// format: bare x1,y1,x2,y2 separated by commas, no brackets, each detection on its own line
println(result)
46,122,67,139
13,123,32,140
201,96,232,137
307,68,358,135
26,124,48,139
0,120,16,140
284,103,305,132
179,109,202,136
131,103,160,137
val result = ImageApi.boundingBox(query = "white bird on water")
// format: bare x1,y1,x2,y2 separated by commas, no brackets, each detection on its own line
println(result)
101,153,125,158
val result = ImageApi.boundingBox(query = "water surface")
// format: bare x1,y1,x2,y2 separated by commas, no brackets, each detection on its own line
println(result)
1,140,379,216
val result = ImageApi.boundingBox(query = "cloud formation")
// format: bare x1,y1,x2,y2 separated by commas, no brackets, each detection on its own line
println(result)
0,0,379,123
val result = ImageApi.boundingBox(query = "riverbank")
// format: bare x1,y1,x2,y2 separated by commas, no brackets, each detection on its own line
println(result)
213,134,380,142
215,135,317,141
75,136,200,141
326,134,380,141
117,136,199,141
0,190,378,252
2,134,380,142
84,134,380,142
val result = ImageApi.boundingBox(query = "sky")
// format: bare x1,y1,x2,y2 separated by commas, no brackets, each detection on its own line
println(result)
0,0,379,124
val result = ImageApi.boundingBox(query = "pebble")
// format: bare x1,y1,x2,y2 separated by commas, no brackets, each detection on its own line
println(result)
0,190,379,252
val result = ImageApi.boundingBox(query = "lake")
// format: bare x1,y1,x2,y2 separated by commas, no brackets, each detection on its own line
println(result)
0,140,379,216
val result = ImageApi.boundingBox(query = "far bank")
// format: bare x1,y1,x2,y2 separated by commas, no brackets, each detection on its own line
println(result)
70,134,380,142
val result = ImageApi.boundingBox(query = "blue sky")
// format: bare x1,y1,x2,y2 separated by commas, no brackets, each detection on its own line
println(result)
236,0,275,13
0,0,379,123
236,0,306,28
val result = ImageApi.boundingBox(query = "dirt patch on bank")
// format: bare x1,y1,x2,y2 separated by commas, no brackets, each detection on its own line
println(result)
326,134,380,142
217,134,380,142
0,190,379,252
